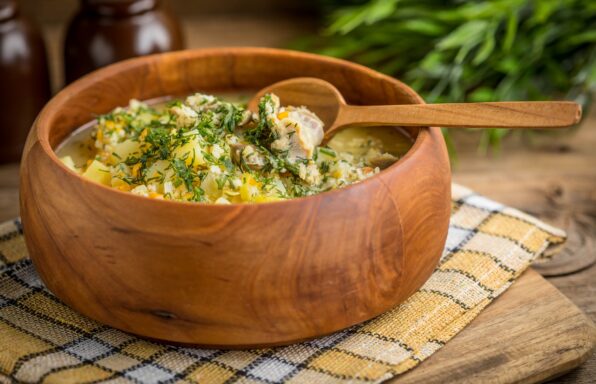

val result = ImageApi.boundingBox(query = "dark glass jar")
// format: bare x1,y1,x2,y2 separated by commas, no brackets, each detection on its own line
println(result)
0,0,51,163
64,0,184,84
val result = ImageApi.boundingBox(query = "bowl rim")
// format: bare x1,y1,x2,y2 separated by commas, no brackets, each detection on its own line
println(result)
32,47,437,208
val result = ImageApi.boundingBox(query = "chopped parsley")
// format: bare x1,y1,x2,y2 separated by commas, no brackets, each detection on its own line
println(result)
60,93,392,204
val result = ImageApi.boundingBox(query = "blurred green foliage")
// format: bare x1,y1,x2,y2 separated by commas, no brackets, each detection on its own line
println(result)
292,0,596,153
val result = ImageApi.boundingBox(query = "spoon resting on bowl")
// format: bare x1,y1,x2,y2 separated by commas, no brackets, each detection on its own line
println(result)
248,77,582,143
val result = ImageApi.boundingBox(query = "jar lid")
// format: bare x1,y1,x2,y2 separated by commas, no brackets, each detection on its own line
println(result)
0,0,17,22
82,0,159,17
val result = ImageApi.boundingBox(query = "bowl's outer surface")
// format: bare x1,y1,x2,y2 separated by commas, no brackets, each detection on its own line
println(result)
20,48,451,347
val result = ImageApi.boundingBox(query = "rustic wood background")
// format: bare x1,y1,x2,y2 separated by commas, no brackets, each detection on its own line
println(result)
4,1,595,382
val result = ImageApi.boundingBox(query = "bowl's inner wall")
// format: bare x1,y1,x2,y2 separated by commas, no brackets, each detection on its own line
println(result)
44,51,423,149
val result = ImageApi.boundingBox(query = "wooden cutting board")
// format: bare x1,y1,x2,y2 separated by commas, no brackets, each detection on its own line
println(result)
394,269,596,383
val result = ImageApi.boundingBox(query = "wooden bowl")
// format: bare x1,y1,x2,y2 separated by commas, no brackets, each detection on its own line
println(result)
20,48,451,347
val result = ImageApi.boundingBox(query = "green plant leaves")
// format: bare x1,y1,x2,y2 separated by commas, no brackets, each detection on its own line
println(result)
502,10,518,52
437,20,489,51
293,0,595,154
328,0,401,34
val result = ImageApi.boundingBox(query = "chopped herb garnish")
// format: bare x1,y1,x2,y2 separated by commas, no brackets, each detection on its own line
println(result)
60,92,393,203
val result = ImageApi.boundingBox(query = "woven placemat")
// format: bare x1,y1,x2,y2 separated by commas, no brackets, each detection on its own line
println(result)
0,184,565,384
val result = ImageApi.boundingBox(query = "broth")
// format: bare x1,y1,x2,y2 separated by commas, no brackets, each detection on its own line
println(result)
56,93,413,203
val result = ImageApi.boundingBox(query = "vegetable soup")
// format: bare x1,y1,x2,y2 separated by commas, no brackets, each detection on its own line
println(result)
57,93,413,204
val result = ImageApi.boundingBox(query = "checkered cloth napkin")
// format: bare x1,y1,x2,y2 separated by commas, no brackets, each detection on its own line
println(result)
0,184,565,384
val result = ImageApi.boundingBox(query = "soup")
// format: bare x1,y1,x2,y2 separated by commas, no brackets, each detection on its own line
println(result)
56,93,413,204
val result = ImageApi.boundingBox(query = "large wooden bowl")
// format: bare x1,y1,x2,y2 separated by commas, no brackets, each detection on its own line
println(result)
20,48,451,347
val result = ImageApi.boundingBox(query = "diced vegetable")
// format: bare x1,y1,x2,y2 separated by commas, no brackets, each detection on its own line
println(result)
82,160,111,186
60,156,77,172
172,137,205,168
60,92,404,203
112,139,140,161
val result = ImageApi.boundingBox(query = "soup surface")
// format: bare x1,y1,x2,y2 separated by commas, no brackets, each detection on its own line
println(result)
57,93,412,204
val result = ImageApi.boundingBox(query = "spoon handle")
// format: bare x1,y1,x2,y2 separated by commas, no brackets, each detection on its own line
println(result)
337,101,582,129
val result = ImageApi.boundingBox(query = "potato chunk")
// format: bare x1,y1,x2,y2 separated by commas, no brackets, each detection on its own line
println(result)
60,156,77,172
83,160,111,186
172,137,205,168
112,139,141,162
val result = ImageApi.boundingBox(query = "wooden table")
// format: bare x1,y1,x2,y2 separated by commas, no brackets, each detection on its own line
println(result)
4,11,594,383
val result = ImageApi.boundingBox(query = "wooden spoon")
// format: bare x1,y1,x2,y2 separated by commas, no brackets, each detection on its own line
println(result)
248,77,582,142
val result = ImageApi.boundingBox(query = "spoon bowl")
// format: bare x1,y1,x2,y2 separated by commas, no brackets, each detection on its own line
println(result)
248,77,345,129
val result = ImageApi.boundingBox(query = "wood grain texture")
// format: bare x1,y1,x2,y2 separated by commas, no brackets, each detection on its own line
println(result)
394,269,596,384
18,48,451,347
339,102,581,129
249,78,581,141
